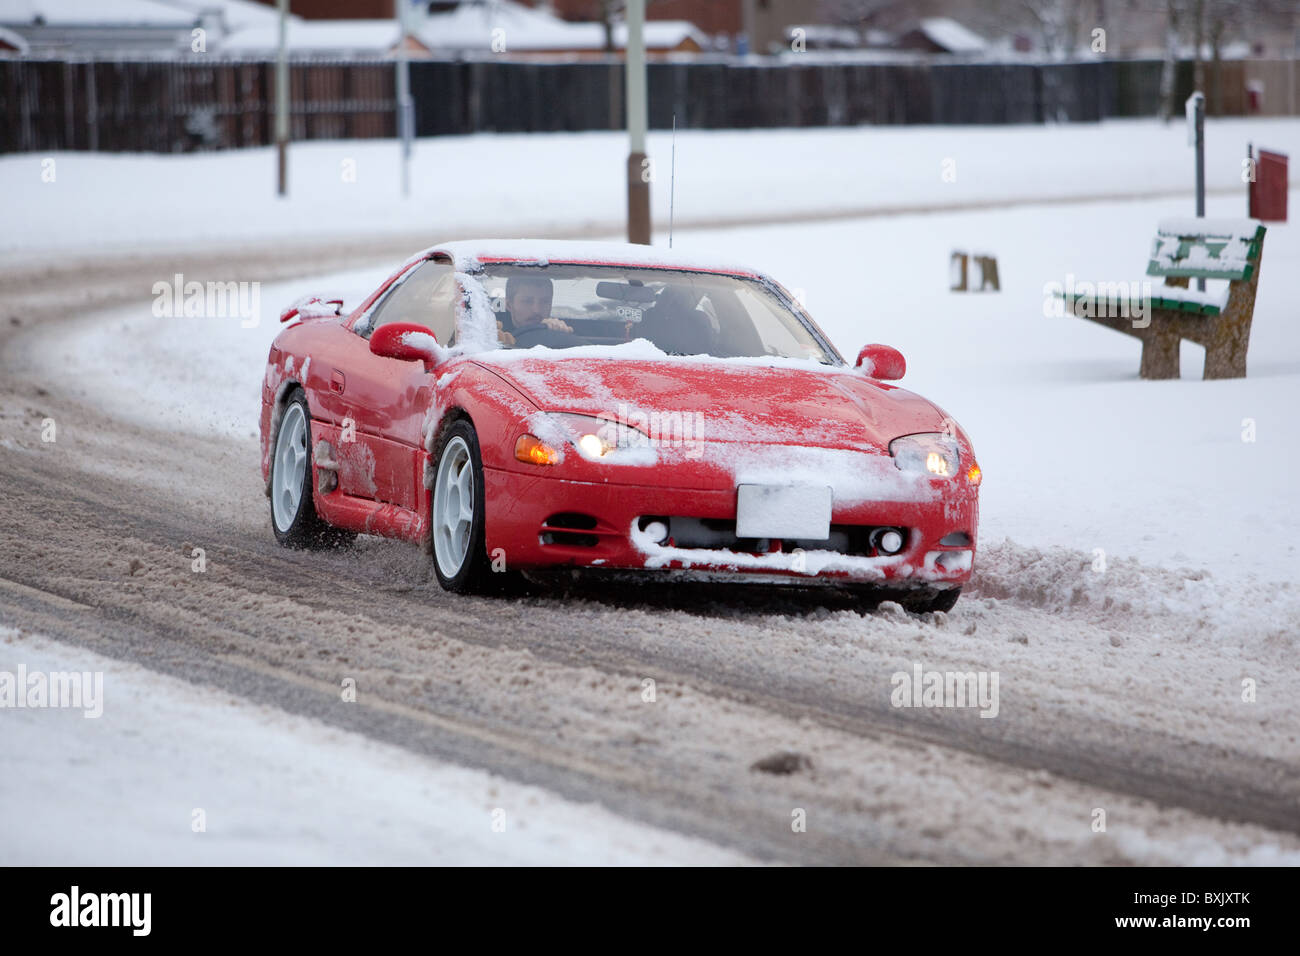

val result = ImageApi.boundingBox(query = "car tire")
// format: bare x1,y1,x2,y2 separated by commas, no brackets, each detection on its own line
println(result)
906,587,962,614
269,388,353,549
430,418,494,593
850,585,962,614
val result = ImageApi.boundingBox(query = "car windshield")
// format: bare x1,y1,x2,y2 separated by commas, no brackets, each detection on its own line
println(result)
471,264,840,364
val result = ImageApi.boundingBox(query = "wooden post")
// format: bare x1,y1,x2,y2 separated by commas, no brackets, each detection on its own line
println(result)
626,0,650,245
275,0,289,196
975,254,1000,291
949,252,968,291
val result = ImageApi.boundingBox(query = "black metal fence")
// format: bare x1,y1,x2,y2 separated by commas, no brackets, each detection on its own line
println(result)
0,54,1279,155
1,58,396,153
409,58,1175,133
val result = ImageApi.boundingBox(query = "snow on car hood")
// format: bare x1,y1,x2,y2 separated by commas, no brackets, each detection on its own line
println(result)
473,349,946,452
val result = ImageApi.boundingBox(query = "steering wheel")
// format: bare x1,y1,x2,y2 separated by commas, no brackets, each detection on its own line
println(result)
511,324,583,349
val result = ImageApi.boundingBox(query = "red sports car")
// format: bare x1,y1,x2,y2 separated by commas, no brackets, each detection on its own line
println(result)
260,240,980,611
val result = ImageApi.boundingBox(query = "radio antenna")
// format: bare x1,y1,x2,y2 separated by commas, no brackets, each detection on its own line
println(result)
669,112,677,248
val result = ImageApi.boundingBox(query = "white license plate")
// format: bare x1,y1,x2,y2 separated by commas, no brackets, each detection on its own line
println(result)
735,485,832,540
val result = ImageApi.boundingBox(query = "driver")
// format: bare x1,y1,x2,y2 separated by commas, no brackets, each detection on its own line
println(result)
503,276,573,342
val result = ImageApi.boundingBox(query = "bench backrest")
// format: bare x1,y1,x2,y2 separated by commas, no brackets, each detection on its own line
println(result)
1147,218,1266,282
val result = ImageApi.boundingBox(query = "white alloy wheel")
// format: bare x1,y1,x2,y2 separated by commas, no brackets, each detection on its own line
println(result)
272,401,309,532
433,435,475,578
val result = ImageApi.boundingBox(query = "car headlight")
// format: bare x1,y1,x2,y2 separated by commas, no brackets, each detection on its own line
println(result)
889,433,960,477
548,413,649,460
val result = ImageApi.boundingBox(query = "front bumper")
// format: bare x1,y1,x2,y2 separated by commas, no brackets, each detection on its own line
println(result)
483,468,977,588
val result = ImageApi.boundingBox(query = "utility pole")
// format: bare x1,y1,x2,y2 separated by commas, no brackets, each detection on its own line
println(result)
625,0,650,244
396,0,413,197
275,0,289,196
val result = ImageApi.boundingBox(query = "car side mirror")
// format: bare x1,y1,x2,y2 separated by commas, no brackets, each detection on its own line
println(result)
369,322,441,366
855,344,906,381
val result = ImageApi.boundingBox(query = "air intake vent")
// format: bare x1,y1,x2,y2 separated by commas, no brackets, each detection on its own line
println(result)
544,512,598,530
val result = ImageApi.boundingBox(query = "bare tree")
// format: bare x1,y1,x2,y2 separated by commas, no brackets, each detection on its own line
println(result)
1158,0,1187,120
1020,0,1092,59
1204,0,1244,113
599,0,619,53
818,0,899,45
586,0,676,54
1192,0,1206,95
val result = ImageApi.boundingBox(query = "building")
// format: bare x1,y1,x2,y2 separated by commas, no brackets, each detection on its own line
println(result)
545,0,826,54
896,17,987,56
0,0,202,55
245,0,396,16
221,18,431,56
0,24,28,52
416,0,704,57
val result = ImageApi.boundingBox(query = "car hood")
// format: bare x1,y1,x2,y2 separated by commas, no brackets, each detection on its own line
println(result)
473,355,947,452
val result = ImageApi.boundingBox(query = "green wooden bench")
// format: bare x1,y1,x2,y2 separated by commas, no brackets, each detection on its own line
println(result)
1071,218,1267,379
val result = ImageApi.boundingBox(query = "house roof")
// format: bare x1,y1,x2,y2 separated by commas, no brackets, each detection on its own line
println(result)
0,0,197,27
221,19,410,55
417,0,705,53
913,17,987,54
151,0,291,31
0,23,27,49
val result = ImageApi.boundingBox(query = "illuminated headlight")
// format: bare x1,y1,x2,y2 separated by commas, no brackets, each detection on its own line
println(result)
890,433,960,477
577,433,606,458
548,413,648,461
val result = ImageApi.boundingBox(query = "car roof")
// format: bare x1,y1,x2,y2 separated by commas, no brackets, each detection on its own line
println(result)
425,239,764,279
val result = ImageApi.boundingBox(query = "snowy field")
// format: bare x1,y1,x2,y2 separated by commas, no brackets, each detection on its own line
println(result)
4,116,1299,260
4,118,1300,864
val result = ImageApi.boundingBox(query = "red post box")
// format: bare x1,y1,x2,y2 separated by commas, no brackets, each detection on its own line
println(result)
1249,148,1288,223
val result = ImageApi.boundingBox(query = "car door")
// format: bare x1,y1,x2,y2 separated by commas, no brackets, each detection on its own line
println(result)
325,257,458,512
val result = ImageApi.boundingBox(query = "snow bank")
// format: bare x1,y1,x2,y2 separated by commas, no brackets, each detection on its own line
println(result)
0,627,750,865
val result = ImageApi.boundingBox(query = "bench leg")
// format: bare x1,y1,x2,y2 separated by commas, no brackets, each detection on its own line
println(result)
1138,333,1180,380
1202,242,1261,380
949,252,968,292
1203,319,1251,380
1204,345,1248,380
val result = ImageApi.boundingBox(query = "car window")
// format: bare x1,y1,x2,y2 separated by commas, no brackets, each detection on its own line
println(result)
473,265,839,363
732,285,827,360
366,260,456,344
